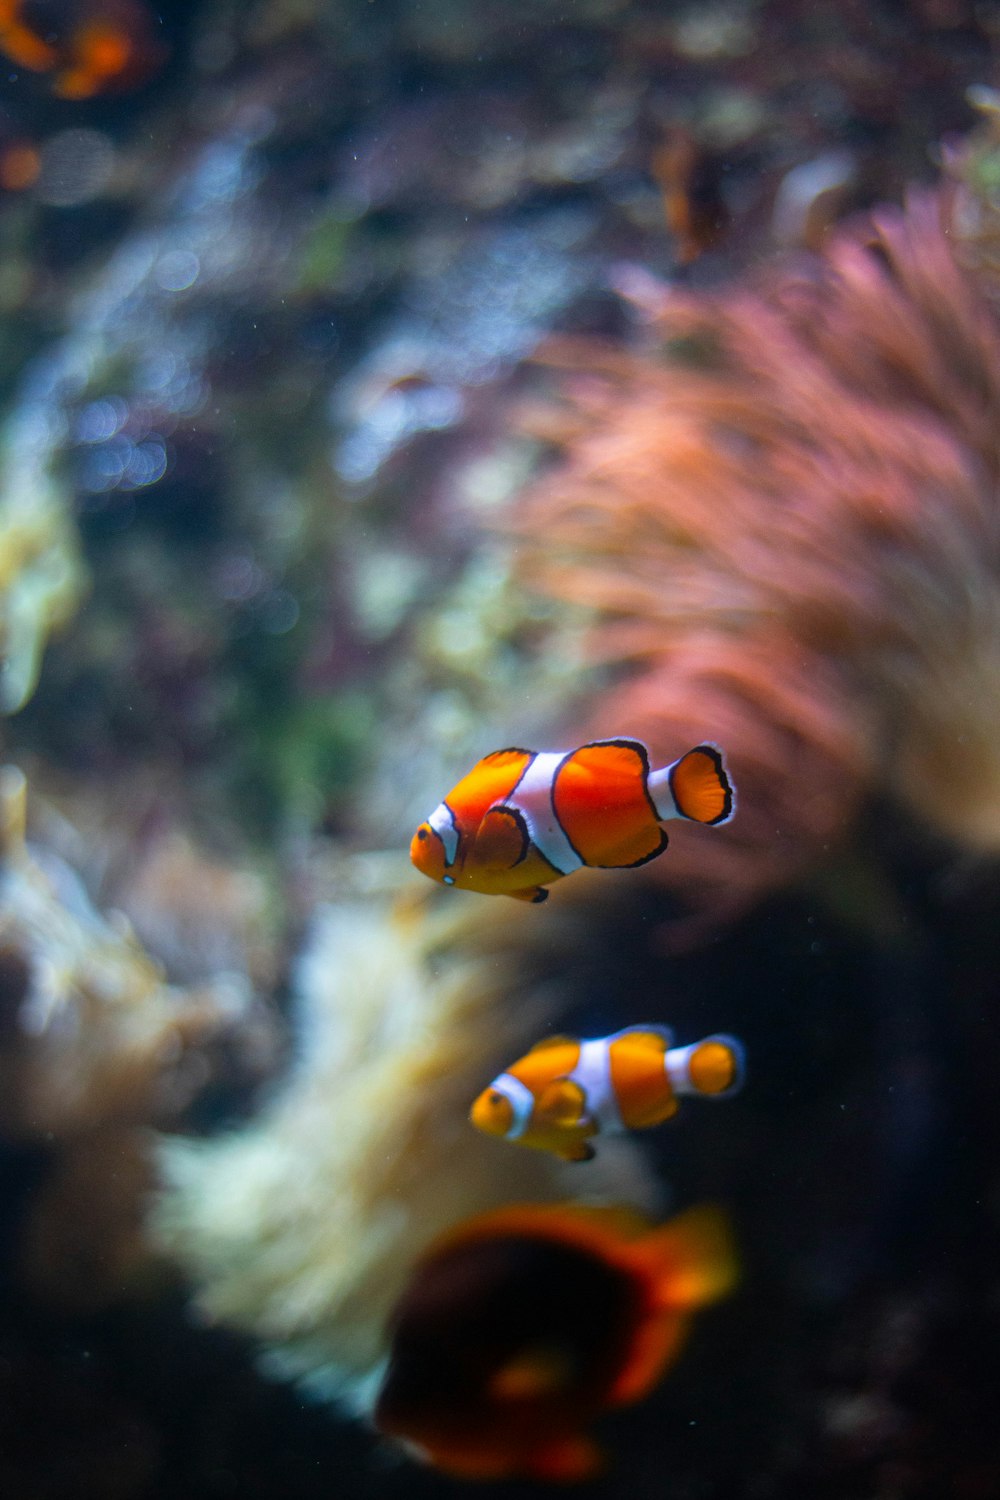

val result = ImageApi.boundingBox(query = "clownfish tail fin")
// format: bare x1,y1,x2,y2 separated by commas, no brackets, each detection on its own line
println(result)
652,743,734,825
666,1035,745,1098
646,1205,739,1311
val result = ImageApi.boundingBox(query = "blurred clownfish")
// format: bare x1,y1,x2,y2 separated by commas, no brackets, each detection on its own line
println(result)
411,738,734,904
652,128,729,267
0,135,41,192
0,0,165,99
375,1201,737,1482
471,1024,745,1162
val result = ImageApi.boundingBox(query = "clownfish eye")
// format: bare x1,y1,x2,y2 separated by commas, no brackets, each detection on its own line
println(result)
490,1092,503,1105
416,827,428,841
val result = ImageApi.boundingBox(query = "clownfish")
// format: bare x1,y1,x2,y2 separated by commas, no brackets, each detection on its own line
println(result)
374,1200,737,1482
410,738,734,903
471,1025,745,1161
653,128,729,266
0,0,164,99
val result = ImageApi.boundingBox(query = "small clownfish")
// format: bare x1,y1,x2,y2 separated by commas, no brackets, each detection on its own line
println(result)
374,1200,737,1483
471,1025,745,1162
653,128,729,267
411,738,734,904
0,0,165,99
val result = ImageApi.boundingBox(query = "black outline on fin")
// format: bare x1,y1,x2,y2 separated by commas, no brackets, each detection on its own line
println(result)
481,746,535,763
600,826,669,870
667,743,734,825
478,803,531,868
555,738,667,869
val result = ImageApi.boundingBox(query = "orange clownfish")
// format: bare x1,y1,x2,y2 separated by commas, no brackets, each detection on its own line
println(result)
410,738,734,903
0,0,164,99
471,1024,745,1162
374,1200,737,1483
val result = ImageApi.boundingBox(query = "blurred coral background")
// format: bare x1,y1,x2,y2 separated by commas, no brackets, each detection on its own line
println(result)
2,1,1000,1496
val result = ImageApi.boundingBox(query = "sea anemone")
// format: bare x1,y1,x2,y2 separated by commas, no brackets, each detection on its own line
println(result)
150,868,658,1409
512,156,1000,917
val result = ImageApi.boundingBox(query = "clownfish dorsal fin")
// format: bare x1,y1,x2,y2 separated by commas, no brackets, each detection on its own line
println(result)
528,1034,578,1053
536,1077,589,1127
611,1023,674,1050
577,735,648,759
474,805,529,870
479,746,534,767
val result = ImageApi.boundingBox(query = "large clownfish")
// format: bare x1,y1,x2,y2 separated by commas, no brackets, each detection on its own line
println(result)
374,1200,737,1482
471,1024,745,1162
410,738,734,903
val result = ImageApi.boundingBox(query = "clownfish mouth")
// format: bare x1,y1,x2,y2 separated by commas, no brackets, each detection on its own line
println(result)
410,821,446,881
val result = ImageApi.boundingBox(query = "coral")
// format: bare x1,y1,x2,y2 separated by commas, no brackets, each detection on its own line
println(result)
0,760,282,1315
25,769,285,991
512,170,1000,919
151,868,658,1410
0,426,85,713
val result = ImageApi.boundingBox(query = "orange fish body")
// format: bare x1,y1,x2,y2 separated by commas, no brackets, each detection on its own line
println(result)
411,738,734,903
374,1201,737,1482
471,1025,745,1161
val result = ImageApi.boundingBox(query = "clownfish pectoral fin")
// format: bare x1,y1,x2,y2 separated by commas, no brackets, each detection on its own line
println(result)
536,1078,589,1127
507,884,549,903
473,805,530,870
528,1435,606,1482
662,744,734,825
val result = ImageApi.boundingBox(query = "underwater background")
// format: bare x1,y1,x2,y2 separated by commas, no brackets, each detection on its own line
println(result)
2,0,1000,1495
